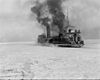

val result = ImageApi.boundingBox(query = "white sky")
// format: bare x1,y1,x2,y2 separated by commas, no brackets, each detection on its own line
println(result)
0,0,99,42
0,0,16,14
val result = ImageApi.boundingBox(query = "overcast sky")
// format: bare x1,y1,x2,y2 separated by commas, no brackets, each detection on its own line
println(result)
0,0,99,42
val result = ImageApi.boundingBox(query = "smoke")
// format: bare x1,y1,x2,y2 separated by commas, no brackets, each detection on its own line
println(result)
47,0,63,14
31,0,65,35
22,0,100,39
31,0,100,39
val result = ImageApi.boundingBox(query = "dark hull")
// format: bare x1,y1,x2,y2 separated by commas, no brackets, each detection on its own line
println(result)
38,34,84,48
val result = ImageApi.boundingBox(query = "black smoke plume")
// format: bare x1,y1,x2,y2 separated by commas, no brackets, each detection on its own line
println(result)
47,0,63,14
31,0,65,35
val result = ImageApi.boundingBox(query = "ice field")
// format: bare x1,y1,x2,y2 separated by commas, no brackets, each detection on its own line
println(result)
0,39,99,79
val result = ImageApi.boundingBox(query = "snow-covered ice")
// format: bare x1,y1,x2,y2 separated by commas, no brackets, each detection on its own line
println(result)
0,39,100,79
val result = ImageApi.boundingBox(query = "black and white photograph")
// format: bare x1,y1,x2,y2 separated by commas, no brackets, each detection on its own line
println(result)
0,0,100,79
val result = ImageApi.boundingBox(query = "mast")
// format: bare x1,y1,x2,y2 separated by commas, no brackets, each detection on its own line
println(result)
66,8,70,26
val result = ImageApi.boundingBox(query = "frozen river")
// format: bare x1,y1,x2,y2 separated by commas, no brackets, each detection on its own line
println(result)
0,39,100,79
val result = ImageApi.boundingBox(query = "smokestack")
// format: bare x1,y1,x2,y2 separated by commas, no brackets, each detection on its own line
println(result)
46,24,50,38
41,17,51,38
